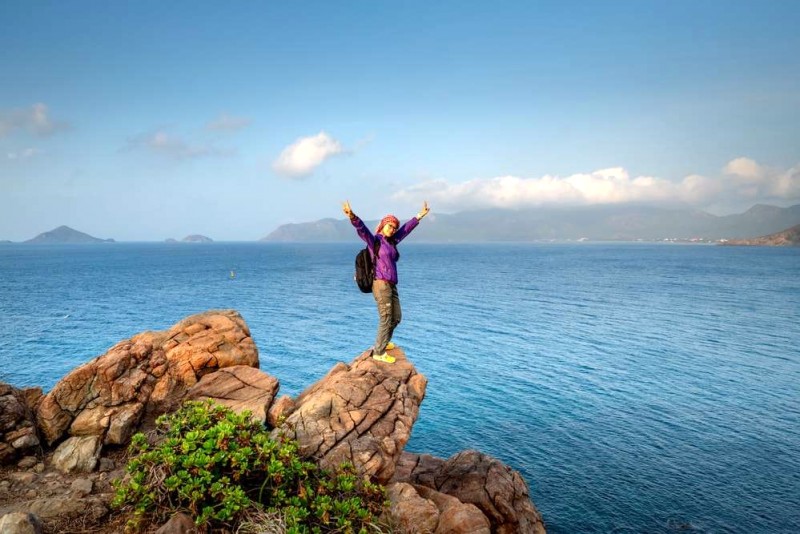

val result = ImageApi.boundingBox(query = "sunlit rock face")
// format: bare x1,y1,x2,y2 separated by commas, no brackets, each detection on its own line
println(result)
35,310,258,447
275,348,427,484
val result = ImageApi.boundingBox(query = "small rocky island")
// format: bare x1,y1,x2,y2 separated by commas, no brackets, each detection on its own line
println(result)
182,235,213,243
721,224,800,246
0,311,545,533
24,226,114,244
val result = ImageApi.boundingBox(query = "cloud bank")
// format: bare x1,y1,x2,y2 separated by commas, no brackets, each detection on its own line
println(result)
272,131,343,178
127,130,233,160
392,158,800,212
0,103,69,137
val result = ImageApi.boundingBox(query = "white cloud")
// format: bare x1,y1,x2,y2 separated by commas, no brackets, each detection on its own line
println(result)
127,130,234,160
722,157,800,201
724,157,763,181
0,103,68,137
7,148,41,160
206,113,251,132
392,158,800,211
272,131,344,178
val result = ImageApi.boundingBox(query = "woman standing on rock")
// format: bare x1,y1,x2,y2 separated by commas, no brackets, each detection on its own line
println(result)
342,200,430,363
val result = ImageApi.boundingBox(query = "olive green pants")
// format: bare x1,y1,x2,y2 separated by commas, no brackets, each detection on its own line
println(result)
372,280,401,354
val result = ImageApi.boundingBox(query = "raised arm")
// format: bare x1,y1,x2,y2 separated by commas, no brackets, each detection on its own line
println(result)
343,200,376,248
394,201,430,243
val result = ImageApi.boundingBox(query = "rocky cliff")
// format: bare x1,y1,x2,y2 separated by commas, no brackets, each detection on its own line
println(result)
720,223,800,246
0,310,545,533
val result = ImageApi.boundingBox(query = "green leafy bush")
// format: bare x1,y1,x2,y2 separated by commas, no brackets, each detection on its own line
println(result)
112,400,387,533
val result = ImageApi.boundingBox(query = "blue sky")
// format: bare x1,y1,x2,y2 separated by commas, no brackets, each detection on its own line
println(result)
1,0,798,241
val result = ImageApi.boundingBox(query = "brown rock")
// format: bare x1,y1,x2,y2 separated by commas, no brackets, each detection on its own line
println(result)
276,348,426,484
393,452,446,488
267,394,296,428
8,472,37,485
51,435,102,474
17,456,37,469
70,478,93,497
155,512,198,533
397,450,546,534
0,389,26,431
69,406,110,436
35,310,259,446
105,402,145,445
97,458,115,472
386,482,491,534
387,482,440,533
187,366,279,424
0,512,43,534
6,427,39,450
22,496,108,521
415,485,490,534
21,388,43,413
0,443,14,463
0,383,42,464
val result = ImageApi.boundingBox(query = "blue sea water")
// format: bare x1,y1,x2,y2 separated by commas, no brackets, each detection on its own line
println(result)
0,242,798,533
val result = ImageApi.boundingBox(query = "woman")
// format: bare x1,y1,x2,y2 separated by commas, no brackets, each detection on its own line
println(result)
343,200,430,363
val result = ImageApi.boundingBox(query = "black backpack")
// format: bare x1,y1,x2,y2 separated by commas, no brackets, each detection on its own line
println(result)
354,238,381,293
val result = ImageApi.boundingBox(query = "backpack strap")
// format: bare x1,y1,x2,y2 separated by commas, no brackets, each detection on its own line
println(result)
372,236,381,259
371,237,381,279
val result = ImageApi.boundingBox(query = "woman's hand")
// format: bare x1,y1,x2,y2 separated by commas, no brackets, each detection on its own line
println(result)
417,201,430,220
342,200,355,220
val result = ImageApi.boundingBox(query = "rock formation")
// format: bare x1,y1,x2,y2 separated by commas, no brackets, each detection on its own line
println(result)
392,451,546,534
0,385,42,465
186,365,279,424
275,348,427,484
35,310,258,448
0,310,546,533
387,481,492,533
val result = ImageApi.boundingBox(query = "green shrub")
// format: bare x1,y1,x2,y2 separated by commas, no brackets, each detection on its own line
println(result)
112,400,387,533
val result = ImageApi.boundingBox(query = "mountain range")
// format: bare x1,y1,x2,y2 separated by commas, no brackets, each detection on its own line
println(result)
5,204,800,243
261,204,800,242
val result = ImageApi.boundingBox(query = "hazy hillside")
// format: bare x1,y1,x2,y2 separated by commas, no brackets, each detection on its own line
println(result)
182,235,213,243
261,204,800,242
24,226,115,244
722,224,800,246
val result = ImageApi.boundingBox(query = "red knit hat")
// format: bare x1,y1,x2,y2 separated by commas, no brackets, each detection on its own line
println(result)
376,214,400,233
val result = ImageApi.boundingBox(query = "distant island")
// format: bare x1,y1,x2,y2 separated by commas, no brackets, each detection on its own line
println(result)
24,225,115,244
721,224,800,246
261,204,800,243
182,235,213,243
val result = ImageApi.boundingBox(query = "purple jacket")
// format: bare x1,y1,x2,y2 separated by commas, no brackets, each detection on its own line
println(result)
351,215,419,285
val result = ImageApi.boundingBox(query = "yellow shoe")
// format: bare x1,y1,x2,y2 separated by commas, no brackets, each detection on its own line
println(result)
386,342,397,350
372,353,396,364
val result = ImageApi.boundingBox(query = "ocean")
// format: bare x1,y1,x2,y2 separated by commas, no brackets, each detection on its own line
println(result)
0,242,798,533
